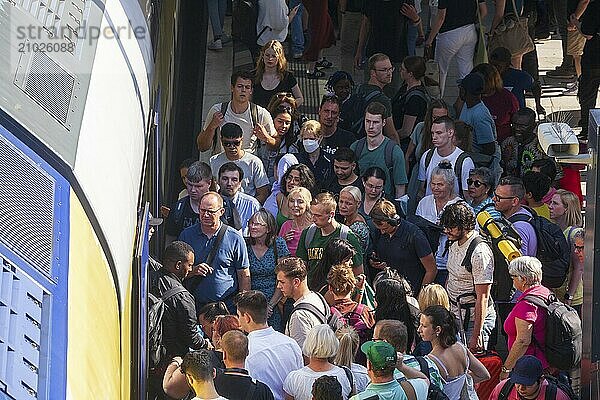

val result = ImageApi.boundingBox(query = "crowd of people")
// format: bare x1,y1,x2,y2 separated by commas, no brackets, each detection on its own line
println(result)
149,0,596,398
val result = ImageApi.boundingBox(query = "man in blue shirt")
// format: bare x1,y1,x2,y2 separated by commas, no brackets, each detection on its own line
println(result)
179,191,250,311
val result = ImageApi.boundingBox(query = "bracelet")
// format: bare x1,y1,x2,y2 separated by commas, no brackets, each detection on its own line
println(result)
412,17,421,25
501,366,512,373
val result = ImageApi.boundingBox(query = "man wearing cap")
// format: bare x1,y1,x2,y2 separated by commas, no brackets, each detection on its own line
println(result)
489,355,572,399
351,340,429,400
457,72,501,180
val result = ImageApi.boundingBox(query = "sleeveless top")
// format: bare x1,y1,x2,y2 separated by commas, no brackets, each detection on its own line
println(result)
427,344,476,400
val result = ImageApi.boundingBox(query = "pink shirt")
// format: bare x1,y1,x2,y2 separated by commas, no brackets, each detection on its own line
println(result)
489,378,571,400
504,285,551,368
279,220,301,256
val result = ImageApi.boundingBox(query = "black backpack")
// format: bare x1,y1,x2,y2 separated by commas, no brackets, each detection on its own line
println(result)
231,0,270,46
289,292,345,332
391,85,431,129
415,357,450,400
406,214,443,254
345,86,387,137
148,285,187,368
498,374,578,400
508,207,570,288
521,293,582,371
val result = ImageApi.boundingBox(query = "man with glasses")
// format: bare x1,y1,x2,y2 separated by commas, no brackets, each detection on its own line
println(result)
318,94,355,156
347,53,400,142
210,123,270,204
197,70,276,160
440,202,495,352
179,191,250,312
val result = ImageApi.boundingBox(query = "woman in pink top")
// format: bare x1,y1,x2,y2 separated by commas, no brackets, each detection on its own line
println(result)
501,256,552,380
279,186,312,256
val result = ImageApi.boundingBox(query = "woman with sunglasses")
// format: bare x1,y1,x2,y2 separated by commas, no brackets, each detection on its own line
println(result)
467,167,502,220
254,40,304,109
548,190,584,314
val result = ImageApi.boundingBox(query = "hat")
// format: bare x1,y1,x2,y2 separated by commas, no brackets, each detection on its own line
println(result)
459,72,485,95
510,356,543,386
361,341,397,370
149,213,163,227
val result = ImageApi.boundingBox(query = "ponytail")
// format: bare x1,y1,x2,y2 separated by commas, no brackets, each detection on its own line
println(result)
334,326,359,368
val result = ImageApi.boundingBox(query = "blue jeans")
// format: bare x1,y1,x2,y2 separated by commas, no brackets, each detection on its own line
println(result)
289,0,304,55
208,0,227,39
464,305,497,350
407,23,418,56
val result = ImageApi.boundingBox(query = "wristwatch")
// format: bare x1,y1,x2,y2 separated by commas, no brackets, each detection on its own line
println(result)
564,293,574,301
501,366,512,374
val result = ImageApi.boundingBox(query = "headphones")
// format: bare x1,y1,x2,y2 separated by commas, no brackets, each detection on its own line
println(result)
371,211,401,226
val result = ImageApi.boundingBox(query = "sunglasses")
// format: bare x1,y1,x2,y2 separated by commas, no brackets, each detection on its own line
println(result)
222,140,242,148
467,179,485,188
276,92,292,99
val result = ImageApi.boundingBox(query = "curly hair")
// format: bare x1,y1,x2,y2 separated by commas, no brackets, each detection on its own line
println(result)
325,70,355,93
281,164,317,196
439,201,476,231
327,264,356,296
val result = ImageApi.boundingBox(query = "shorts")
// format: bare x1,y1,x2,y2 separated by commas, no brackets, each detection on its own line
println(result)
567,29,585,56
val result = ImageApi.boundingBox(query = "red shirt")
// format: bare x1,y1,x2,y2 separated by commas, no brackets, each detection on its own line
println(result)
482,89,519,143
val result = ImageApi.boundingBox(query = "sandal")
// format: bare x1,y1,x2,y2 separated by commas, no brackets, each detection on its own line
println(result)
306,68,326,79
316,58,333,68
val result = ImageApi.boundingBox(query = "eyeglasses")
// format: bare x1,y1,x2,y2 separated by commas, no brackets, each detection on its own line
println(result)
467,179,485,188
374,67,395,73
276,92,293,99
200,208,223,216
222,140,242,148
275,104,293,113
365,183,384,190
286,175,301,183
249,221,267,227
510,274,519,279
493,192,517,201
574,245,584,251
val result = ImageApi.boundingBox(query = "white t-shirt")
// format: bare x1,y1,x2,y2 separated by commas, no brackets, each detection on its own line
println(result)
210,152,270,196
418,147,474,197
284,365,352,400
203,102,275,153
286,292,329,351
351,363,371,393
415,195,463,268
446,231,495,320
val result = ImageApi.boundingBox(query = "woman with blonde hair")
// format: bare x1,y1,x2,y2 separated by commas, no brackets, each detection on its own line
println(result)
549,189,584,314
339,186,370,252
283,325,352,400
279,187,313,256
254,40,304,108
418,283,451,311
295,120,332,183
334,326,370,393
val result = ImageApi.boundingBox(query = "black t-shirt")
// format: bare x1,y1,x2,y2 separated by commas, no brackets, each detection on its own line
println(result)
392,84,428,131
438,0,483,33
165,196,241,237
215,370,275,400
373,219,433,294
581,0,600,67
252,71,298,108
296,150,333,187
321,127,356,157
322,175,365,199
363,0,413,62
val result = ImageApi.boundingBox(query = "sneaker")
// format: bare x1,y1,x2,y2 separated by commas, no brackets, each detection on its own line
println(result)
221,34,232,44
546,66,576,79
208,39,223,51
563,82,579,96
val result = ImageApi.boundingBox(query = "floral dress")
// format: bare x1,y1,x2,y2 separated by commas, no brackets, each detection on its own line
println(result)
248,236,291,331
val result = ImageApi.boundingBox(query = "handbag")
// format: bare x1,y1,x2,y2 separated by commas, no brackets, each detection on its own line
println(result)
487,0,534,56
423,46,441,99
474,3,488,66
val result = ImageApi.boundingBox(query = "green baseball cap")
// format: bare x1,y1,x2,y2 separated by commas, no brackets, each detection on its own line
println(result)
361,341,397,370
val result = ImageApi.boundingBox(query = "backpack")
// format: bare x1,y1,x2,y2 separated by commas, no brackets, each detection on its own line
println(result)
148,285,187,368
521,293,582,371
405,214,443,254
498,374,578,400
231,0,270,46
391,85,431,129
304,223,350,249
354,137,398,190
424,149,470,198
345,86,386,136
338,303,372,342
508,207,570,288
214,101,259,152
290,292,345,332
414,357,450,400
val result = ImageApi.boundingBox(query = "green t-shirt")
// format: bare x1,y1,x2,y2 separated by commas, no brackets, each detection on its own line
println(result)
296,224,364,291
351,137,408,197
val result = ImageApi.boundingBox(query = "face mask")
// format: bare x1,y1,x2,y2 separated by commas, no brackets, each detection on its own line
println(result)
303,139,320,153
